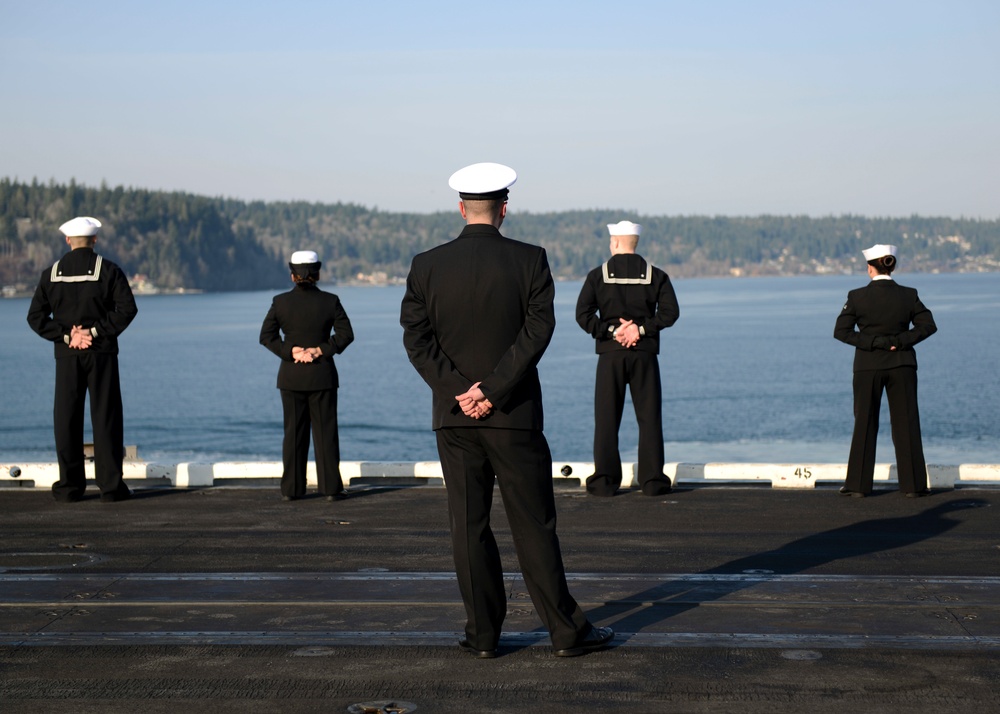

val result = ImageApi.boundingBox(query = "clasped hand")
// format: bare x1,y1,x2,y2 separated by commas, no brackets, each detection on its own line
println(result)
69,325,92,350
615,318,640,349
292,346,323,363
456,381,493,420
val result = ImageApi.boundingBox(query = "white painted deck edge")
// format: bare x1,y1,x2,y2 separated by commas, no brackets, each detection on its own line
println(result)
1,460,998,490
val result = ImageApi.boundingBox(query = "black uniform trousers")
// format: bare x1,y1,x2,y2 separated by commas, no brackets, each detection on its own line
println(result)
846,366,928,495
435,427,591,651
279,388,343,499
53,352,127,500
588,350,669,496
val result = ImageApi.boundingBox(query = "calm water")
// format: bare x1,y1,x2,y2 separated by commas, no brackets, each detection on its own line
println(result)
2,273,998,465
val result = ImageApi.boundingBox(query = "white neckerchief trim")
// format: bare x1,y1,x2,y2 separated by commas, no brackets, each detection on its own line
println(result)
51,255,103,283
602,257,652,285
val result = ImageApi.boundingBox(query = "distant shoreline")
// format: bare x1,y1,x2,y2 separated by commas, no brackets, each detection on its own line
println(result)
6,266,1000,299
1,285,205,299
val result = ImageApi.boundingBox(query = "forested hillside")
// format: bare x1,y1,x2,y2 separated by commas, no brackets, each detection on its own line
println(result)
2,178,997,292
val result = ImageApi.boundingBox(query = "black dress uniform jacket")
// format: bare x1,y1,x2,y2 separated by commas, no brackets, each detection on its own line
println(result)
576,254,679,354
27,247,137,357
834,279,936,370
260,283,354,390
401,223,553,431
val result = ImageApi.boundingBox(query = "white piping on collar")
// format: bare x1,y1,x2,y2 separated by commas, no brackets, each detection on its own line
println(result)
602,257,651,285
51,255,103,283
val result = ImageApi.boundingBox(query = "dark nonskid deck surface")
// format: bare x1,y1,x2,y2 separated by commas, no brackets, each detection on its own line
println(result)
2,486,998,712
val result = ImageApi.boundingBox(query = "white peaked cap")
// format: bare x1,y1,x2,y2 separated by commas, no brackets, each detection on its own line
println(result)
448,162,517,195
290,250,320,264
862,244,897,261
607,220,642,236
59,216,102,237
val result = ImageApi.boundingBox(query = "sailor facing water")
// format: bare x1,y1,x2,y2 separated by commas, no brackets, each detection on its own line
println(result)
27,216,138,502
834,244,937,498
576,220,680,497
260,251,354,501
400,162,613,658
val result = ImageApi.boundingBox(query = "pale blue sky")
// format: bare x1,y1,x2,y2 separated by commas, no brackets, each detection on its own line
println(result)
2,0,998,217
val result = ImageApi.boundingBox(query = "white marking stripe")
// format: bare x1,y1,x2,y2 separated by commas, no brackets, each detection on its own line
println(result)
4,572,997,650
3,631,999,650
4,572,1000,584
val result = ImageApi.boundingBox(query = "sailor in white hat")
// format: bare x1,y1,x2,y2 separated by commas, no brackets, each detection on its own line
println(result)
260,250,354,501
606,220,642,237
861,244,897,264
401,162,614,658
576,219,679,498
289,250,322,279
59,216,103,237
834,244,937,497
26,217,138,502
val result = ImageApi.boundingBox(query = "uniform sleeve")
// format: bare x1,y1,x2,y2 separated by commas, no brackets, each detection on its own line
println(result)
323,298,354,355
400,260,470,399
641,272,680,335
92,268,138,339
575,273,615,340
259,299,292,360
477,248,556,408
893,294,937,350
833,293,876,350
26,278,65,343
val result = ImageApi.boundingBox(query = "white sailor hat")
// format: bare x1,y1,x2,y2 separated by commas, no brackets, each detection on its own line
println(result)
290,250,320,265
289,250,322,277
862,244,897,262
448,162,517,200
59,216,102,237
607,220,642,236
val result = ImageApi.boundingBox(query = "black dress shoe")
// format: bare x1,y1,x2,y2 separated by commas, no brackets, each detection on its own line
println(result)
838,487,865,498
585,476,619,497
904,489,931,498
458,639,497,659
642,479,673,497
100,489,132,503
586,484,619,497
326,491,350,502
553,626,614,657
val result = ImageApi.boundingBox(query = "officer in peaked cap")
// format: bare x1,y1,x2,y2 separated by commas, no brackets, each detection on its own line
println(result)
576,219,680,497
27,216,138,502
260,250,354,501
400,162,613,658
834,243,937,497
447,161,517,200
